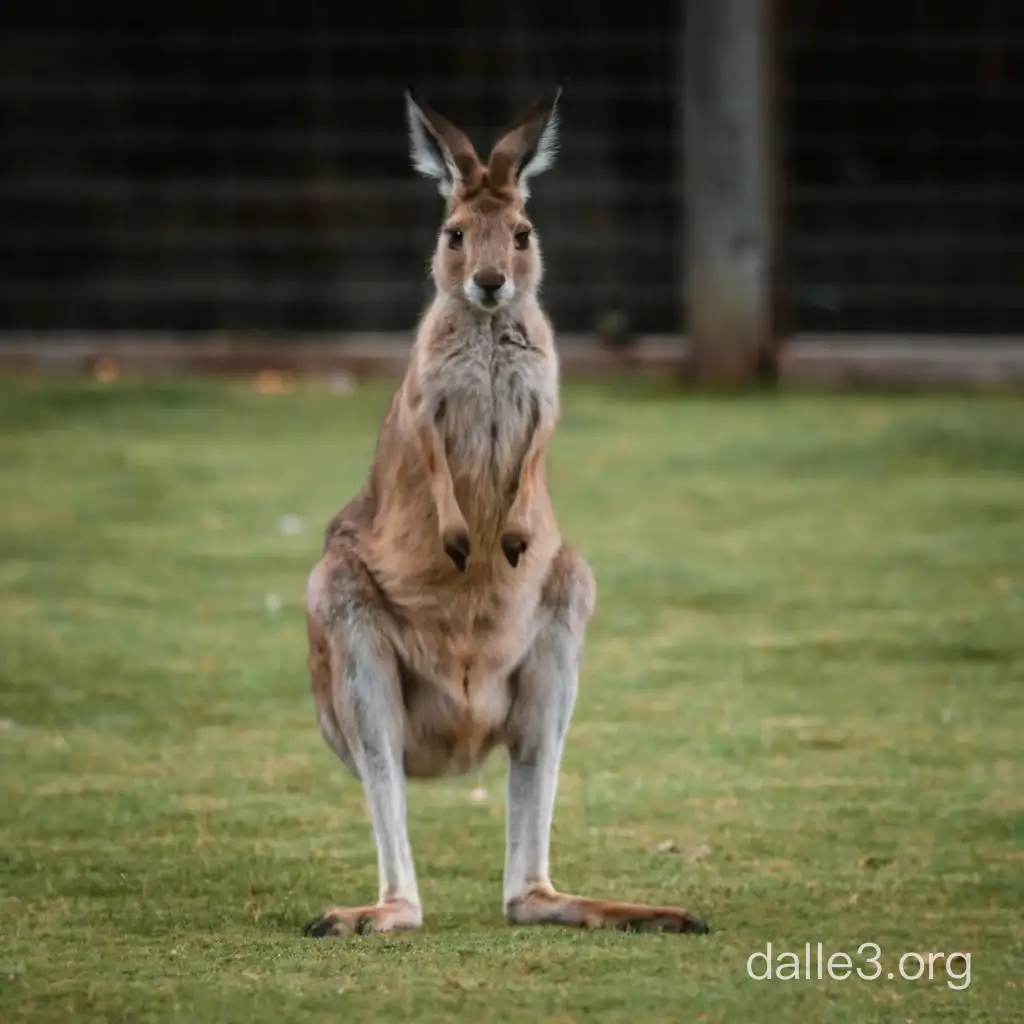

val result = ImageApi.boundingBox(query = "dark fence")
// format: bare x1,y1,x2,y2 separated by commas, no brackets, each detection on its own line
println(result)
1,1,1023,339
786,0,1024,335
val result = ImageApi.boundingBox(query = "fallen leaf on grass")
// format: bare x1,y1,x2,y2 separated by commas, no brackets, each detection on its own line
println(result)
93,356,121,382
254,370,294,394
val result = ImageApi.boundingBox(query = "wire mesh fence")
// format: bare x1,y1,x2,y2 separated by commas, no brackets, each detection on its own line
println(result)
785,0,1024,335
0,2,680,336
1,1,1023,340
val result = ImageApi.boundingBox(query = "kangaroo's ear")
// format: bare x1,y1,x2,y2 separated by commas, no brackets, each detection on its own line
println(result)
404,89,481,199
488,85,562,201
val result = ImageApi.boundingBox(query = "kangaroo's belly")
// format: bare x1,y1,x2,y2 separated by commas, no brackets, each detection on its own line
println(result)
390,581,541,779
400,665,512,779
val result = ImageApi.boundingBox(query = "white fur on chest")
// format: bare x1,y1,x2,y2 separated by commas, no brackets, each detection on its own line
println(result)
427,321,550,490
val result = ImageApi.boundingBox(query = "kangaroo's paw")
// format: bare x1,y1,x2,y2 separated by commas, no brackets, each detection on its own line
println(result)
500,531,529,568
441,525,471,572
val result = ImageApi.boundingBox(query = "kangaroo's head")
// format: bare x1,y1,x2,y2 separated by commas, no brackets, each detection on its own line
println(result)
405,86,561,315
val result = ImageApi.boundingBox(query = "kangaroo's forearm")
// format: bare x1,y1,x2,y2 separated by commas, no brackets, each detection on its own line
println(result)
413,414,461,527
507,408,555,525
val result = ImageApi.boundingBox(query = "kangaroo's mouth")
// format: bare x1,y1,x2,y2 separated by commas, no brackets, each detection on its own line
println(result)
464,280,515,311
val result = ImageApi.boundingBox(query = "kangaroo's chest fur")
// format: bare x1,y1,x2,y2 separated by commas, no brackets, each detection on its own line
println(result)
422,314,553,538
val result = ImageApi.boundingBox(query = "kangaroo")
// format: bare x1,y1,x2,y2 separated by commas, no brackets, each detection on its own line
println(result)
302,87,709,937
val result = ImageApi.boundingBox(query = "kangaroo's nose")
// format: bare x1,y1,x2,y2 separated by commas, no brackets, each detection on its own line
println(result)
473,269,506,300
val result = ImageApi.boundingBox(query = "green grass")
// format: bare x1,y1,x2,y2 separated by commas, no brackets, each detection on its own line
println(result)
1,375,1022,1022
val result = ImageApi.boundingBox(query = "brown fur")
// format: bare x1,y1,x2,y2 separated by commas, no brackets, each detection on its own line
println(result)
302,89,708,937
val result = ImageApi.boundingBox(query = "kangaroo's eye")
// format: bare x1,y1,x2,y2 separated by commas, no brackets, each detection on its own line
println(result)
514,228,532,251
446,228,464,251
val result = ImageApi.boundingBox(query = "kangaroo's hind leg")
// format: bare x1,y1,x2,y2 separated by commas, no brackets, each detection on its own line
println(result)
304,553,422,937
502,545,709,935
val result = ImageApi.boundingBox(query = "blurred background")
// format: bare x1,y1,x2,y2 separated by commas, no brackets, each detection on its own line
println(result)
2,0,1024,380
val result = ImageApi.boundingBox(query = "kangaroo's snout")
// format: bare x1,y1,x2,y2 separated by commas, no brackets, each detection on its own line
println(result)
472,269,507,302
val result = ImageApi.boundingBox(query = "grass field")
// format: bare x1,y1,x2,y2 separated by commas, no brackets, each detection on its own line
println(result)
0,376,1022,1022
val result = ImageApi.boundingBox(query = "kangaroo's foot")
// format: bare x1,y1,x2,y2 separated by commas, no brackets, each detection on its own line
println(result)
304,898,422,938
506,887,708,934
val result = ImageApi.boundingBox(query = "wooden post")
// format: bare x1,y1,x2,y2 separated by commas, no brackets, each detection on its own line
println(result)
683,0,781,385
